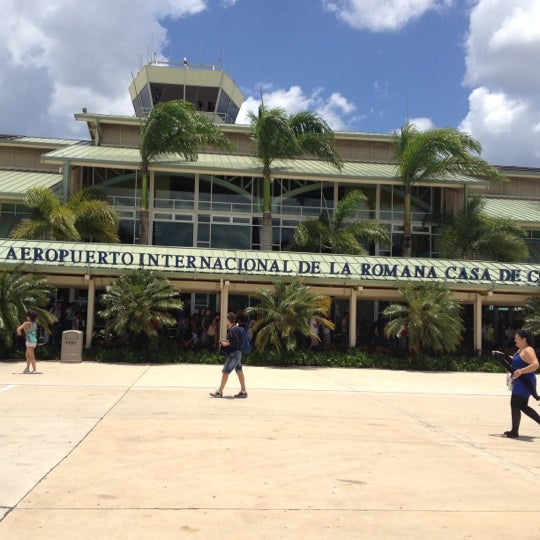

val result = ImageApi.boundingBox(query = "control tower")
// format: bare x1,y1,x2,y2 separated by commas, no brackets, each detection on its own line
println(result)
129,60,244,124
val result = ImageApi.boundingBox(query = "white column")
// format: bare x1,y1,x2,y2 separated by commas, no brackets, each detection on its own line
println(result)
474,293,483,354
85,276,95,348
219,280,230,340
349,288,357,348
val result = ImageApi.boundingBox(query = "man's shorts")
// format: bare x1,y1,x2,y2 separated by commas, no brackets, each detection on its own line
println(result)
222,351,243,374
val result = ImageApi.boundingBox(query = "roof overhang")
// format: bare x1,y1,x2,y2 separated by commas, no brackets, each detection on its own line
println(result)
0,171,62,200
41,145,488,186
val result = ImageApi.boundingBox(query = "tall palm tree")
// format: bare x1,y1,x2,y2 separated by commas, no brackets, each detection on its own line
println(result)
139,100,234,245
383,283,463,354
437,195,528,262
287,189,391,254
10,187,120,243
98,269,183,343
249,106,343,251
393,123,506,257
0,263,56,348
245,278,334,353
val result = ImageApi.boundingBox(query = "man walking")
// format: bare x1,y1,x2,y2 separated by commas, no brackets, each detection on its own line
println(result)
210,312,248,399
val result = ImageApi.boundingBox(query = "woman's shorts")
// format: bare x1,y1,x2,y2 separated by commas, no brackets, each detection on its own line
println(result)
25,342,37,348
222,351,243,374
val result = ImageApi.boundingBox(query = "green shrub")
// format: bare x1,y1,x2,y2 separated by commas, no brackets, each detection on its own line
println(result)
77,343,506,373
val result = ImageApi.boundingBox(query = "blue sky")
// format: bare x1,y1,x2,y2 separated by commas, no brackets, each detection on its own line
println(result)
2,1,540,167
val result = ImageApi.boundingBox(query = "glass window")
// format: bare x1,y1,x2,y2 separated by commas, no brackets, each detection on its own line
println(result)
273,179,329,218
119,219,138,244
338,185,376,219
154,174,195,210
211,224,251,249
153,222,194,247
199,174,253,213
379,185,392,221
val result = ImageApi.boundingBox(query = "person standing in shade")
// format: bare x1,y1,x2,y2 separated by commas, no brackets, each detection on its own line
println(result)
210,312,247,399
503,329,540,438
17,311,39,373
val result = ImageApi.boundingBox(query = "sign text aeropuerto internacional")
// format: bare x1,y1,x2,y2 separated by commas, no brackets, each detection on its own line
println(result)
2,243,540,286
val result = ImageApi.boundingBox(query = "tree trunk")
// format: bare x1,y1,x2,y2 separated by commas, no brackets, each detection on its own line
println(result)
139,208,149,245
261,211,273,251
261,172,273,251
402,188,412,257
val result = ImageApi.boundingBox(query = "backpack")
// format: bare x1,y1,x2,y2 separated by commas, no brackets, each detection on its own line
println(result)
239,326,251,353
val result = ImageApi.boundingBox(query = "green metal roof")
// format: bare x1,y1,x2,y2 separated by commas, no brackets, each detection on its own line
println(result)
0,136,81,148
0,170,62,200
42,144,487,185
483,198,540,225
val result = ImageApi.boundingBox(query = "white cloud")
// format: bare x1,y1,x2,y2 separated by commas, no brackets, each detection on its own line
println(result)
236,85,359,131
0,0,206,138
409,117,434,132
322,0,454,31
459,87,540,165
461,0,540,166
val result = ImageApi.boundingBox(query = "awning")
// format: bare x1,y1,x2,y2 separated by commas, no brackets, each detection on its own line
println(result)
483,198,540,227
0,170,62,201
41,144,487,186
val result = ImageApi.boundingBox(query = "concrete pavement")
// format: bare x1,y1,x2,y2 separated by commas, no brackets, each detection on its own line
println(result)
1,360,539,539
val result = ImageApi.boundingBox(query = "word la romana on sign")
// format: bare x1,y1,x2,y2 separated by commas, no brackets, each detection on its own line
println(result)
2,240,539,287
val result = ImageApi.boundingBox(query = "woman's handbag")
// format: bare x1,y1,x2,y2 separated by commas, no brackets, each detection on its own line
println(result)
506,373,514,392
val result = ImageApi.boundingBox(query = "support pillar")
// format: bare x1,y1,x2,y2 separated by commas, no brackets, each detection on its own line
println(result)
349,288,357,348
474,293,483,354
85,276,95,348
219,280,230,340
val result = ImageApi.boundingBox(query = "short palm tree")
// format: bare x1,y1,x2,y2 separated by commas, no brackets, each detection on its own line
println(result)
393,123,506,257
11,187,80,241
437,195,528,262
249,106,343,251
0,263,56,348
68,188,120,243
10,187,120,243
383,283,463,354
245,278,334,352
522,297,540,337
98,269,183,343
288,189,391,254
139,100,234,244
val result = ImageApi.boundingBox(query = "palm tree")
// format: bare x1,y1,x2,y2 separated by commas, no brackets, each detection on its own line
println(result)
393,123,506,257
287,189,391,254
98,269,183,343
10,187,120,243
522,297,540,337
68,188,120,243
248,106,343,251
0,263,56,348
11,187,80,241
244,278,334,352
139,100,234,244
437,195,528,262
383,283,463,354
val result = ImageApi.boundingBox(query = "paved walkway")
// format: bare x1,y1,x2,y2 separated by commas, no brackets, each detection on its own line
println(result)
1,360,540,539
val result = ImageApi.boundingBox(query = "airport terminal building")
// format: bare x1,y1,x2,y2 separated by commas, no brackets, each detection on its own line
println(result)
1,61,540,350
